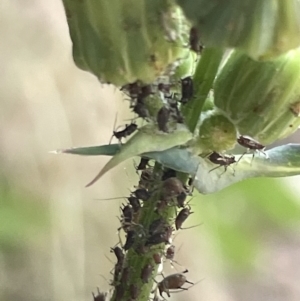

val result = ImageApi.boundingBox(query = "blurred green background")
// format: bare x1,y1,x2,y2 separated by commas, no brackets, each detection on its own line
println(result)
1,1,300,301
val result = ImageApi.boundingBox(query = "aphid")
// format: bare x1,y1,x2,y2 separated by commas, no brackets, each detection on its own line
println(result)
158,83,170,94
112,123,138,143
189,27,204,54
127,196,141,213
138,168,154,189
115,284,125,300
153,253,162,264
148,218,167,236
180,76,193,104
130,284,139,300
121,266,131,283
136,157,150,171
157,106,170,133
121,204,133,224
122,82,141,99
161,168,177,181
110,246,124,264
176,191,187,208
146,225,173,246
165,245,175,260
141,263,154,283
161,177,185,199
123,230,136,251
158,270,193,298
132,102,150,119
92,288,107,301
175,207,193,230
237,135,267,162
208,152,236,174
133,188,151,201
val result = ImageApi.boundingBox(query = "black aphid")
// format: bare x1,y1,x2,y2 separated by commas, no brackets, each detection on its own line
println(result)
145,225,172,246
123,230,136,251
136,157,150,171
112,123,138,143
133,188,151,201
189,27,204,54
127,196,141,213
157,106,170,133
92,288,107,301
180,76,193,104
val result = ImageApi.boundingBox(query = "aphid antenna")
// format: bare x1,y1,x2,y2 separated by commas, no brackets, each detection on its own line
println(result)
94,196,126,201
109,113,119,144
180,222,203,230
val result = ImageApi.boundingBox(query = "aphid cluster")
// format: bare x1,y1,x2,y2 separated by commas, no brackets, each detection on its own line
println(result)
120,73,195,135
98,164,197,301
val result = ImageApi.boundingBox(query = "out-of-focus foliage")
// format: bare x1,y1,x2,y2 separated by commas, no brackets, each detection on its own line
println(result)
194,177,300,270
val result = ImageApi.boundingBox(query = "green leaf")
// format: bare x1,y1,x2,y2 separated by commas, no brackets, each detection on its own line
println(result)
59,144,120,156
194,144,300,194
86,124,192,186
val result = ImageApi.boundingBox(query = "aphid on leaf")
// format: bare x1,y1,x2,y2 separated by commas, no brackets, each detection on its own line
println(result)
208,152,236,174
146,225,173,247
237,135,267,162
157,270,193,298
180,76,193,104
110,246,124,265
111,123,138,143
153,253,162,264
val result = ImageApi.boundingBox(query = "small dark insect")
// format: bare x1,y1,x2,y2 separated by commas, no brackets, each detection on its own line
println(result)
180,76,193,104
139,168,154,189
146,225,172,246
237,135,267,162
115,284,125,300
133,188,151,201
121,204,133,225
153,253,162,264
161,168,177,181
121,266,131,283
165,245,175,260
141,263,154,283
158,270,193,298
175,207,193,230
132,102,149,119
161,177,185,199
208,152,236,174
92,288,107,301
110,246,124,264
189,27,204,54
176,191,187,208
121,82,141,99
148,218,166,236
112,123,138,143
130,284,139,300
136,157,150,171
127,196,141,213
123,230,136,251
158,83,170,94
157,106,170,133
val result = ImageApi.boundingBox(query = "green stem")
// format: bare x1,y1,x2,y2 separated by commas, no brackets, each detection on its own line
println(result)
182,47,224,133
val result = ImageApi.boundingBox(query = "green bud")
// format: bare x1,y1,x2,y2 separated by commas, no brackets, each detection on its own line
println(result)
62,0,190,85
177,0,300,59
194,111,237,153
214,49,300,145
